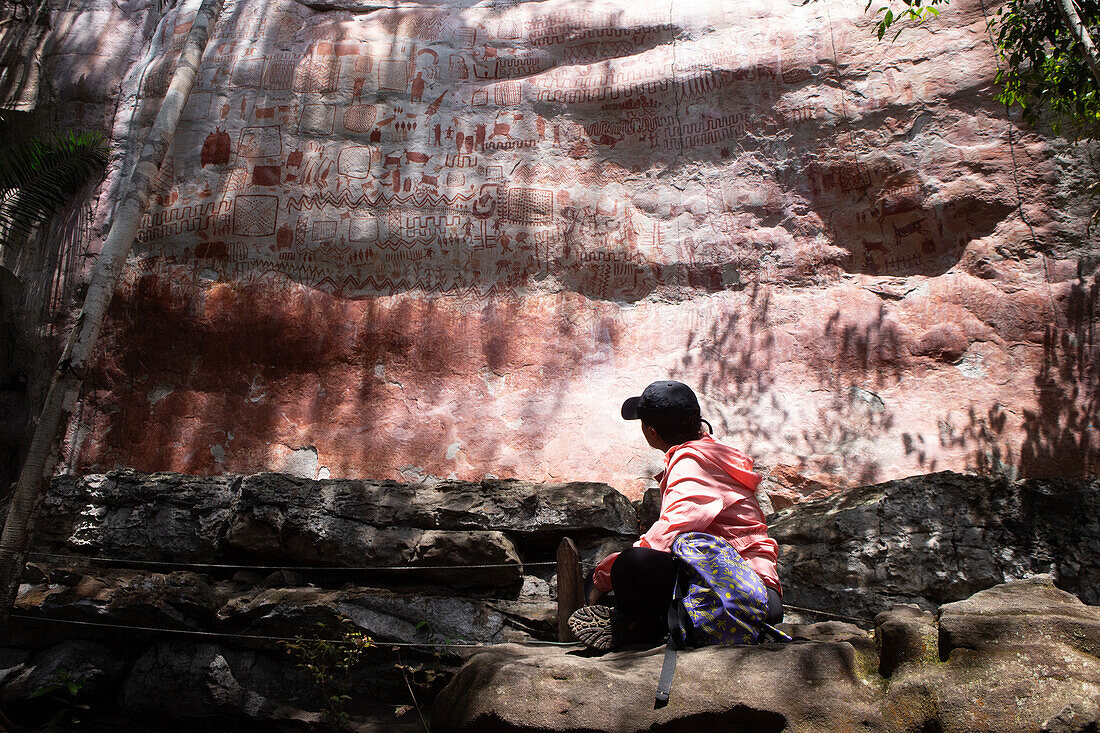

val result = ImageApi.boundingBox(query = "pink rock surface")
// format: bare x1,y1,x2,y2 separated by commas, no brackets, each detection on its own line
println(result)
15,0,1094,498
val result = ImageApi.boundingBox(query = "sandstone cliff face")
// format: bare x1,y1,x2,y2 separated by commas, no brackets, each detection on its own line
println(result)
3,0,1097,493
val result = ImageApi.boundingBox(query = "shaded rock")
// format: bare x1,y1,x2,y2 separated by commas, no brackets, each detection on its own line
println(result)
35,471,238,562
117,640,447,728
20,563,48,585
119,642,313,723
874,605,936,677
12,570,219,637
636,487,661,533
2,640,126,705
485,598,557,640
432,640,880,733
229,519,523,588
782,620,873,647
490,576,559,638
46,567,83,586
216,586,515,645
261,569,305,588
882,577,1100,733
1041,704,1100,733
225,473,636,551
0,648,30,688
35,470,638,590
231,570,263,587
772,471,1100,620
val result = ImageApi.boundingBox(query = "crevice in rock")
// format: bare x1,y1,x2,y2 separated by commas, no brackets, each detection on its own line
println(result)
646,706,788,733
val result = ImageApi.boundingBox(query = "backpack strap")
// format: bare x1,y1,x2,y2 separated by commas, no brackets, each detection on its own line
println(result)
655,563,684,708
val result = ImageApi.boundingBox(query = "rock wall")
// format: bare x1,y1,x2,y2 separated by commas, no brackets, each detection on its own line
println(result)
27,469,1100,618
770,471,1100,618
5,470,1097,730
4,0,1099,494
432,577,1100,733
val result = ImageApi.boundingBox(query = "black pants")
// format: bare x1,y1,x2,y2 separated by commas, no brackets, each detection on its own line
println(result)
596,546,784,634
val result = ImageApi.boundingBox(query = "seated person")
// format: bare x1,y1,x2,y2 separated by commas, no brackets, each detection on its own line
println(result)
569,380,782,650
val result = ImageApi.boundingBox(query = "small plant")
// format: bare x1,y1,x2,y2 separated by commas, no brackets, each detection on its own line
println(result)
393,651,440,732
26,667,90,731
281,618,374,731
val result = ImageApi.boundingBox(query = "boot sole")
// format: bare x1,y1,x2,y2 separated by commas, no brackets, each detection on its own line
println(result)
568,605,616,651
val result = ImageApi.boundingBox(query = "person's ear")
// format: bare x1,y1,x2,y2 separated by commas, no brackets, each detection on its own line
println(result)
641,422,665,450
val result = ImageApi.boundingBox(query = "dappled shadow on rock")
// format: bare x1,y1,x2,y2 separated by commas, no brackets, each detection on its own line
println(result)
432,640,878,733
1018,272,1099,478
799,149,1019,278
771,471,1100,621
433,577,1100,733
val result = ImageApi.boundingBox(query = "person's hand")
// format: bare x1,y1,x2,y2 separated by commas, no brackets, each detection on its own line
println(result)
587,586,605,605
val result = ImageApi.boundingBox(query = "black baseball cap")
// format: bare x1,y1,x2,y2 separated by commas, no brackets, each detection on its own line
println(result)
622,380,708,436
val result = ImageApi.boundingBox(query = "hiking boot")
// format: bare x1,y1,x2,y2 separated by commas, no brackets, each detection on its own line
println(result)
568,605,622,651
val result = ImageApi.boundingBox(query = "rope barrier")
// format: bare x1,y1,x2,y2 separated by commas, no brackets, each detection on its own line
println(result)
7,613,582,649
784,604,868,625
23,557,873,626
25,551,556,572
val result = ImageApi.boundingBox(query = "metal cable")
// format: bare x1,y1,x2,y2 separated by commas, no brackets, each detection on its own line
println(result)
783,604,868,625
8,613,581,649
25,551,556,572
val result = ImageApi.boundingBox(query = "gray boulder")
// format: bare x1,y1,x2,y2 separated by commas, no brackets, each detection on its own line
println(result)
432,577,1100,733
12,570,219,634
772,471,1100,620
224,472,636,545
33,470,639,590
37,472,238,561
216,586,516,645
2,640,126,706
119,642,313,723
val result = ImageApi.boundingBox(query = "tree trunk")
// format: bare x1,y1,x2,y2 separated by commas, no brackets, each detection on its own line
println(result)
1056,0,1100,89
0,0,225,633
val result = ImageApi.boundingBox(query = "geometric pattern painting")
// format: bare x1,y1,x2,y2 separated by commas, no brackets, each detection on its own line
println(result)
502,187,554,224
232,195,278,237
337,146,373,178
237,126,282,159
312,220,338,240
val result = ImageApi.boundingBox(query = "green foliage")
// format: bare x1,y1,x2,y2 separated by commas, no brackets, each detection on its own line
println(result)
866,0,1100,137
280,618,374,731
0,130,108,251
995,0,1100,137
869,0,947,40
26,667,90,731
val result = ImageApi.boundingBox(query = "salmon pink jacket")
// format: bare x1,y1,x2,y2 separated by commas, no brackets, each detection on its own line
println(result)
593,434,781,595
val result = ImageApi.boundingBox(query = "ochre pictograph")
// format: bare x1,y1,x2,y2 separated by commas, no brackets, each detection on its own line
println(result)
233,195,279,237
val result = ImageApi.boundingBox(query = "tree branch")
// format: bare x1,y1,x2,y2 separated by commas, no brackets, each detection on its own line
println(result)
1056,0,1100,89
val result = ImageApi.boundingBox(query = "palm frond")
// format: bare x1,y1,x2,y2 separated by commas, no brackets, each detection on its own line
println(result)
0,130,108,250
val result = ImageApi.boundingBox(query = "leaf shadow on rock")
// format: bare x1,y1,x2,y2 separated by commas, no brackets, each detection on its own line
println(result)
938,267,1099,480
669,281,898,485
1018,269,1099,477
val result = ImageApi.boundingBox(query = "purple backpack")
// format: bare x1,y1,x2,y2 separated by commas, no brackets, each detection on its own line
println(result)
656,532,791,706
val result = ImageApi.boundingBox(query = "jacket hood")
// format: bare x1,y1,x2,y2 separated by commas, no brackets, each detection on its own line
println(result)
667,434,762,493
